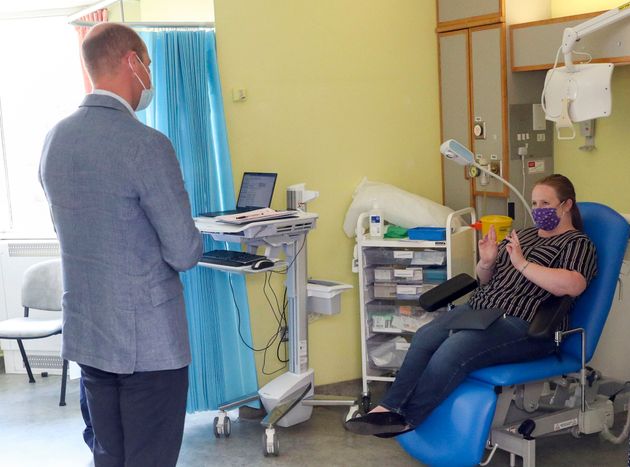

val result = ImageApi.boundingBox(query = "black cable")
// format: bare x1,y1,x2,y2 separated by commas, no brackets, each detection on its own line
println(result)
262,272,282,325
270,236,307,276
276,287,289,363
261,327,287,376
228,272,288,374
228,274,278,353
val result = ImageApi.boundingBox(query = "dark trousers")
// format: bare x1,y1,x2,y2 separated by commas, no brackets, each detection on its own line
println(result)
80,364,189,467
79,377,94,450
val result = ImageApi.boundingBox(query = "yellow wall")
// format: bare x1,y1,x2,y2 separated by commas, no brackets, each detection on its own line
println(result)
139,0,442,386
140,0,214,22
551,0,619,17
550,0,630,214
214,0,441,386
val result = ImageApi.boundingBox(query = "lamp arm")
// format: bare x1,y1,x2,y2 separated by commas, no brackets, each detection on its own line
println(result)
562,4,630,71
473,162,533,222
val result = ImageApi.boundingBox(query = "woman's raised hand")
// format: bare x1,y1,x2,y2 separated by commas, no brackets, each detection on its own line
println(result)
505,229,526,269
478,224,498,268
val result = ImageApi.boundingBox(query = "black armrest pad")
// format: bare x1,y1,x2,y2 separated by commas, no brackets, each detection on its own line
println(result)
419,273,478,312
527,295,574,339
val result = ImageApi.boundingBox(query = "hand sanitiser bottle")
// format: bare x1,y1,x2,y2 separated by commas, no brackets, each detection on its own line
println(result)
369,203,384,239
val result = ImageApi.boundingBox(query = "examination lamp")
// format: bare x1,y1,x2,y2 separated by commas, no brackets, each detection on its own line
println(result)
542,3,630,139
440,139,533,221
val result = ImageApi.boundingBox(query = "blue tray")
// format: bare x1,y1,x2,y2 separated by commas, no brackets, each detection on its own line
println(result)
408,227,446,241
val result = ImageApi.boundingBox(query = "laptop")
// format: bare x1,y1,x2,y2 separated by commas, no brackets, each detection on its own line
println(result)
199,172,278,218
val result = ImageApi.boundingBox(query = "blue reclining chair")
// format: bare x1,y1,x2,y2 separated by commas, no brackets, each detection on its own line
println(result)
397,202,629,467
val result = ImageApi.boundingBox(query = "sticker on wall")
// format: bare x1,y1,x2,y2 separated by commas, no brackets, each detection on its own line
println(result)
527,160,545,174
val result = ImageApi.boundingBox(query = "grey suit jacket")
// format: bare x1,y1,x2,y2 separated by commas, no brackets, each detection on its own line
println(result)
40,94,203,374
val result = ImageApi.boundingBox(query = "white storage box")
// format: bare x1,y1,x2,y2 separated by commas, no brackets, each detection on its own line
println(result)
372,283,397,299
307,279,353,315
373,267,423,283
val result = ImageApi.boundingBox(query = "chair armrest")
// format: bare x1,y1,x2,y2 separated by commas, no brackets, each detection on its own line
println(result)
419,273,478,312
527,295,574,340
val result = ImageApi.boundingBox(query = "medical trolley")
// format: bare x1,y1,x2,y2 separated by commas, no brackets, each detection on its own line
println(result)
354,208,477,413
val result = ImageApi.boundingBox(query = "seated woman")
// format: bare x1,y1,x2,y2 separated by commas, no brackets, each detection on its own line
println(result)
346,174,597,437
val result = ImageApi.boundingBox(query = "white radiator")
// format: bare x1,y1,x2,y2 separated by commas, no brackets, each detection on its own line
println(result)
0,239,63,375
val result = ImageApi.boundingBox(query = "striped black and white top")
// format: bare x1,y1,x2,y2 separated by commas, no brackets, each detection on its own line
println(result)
468,227,597,331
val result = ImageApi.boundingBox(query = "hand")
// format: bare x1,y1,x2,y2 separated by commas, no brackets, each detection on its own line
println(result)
505,229,526,270
478,224,498,268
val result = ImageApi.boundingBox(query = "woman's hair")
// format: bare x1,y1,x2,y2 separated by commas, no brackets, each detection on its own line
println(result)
534,174,583,230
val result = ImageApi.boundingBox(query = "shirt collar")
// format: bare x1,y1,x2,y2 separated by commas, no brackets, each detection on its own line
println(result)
91,89,137,119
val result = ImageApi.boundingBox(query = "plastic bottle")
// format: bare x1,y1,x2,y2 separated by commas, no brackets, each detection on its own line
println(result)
369,202,384,239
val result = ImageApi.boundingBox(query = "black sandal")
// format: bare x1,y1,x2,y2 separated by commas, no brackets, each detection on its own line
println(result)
344,411,408,436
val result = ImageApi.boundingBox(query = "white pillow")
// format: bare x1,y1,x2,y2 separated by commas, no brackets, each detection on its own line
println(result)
342,178,456,237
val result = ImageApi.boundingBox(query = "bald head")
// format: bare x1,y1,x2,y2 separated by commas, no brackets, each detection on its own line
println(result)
82,23,147,81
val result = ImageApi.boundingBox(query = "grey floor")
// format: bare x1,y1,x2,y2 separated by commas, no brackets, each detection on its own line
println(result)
0,372,628,466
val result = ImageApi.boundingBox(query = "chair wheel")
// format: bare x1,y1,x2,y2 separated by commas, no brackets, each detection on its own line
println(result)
518,419,536,440
223,416,231,438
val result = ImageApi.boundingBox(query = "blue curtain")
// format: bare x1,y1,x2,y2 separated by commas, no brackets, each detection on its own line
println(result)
137,29,258,412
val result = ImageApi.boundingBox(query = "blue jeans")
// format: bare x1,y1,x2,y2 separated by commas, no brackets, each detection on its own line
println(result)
380,304,556,427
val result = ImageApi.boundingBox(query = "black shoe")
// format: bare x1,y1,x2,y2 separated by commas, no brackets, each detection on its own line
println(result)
344,411,408,436
373,426,415,438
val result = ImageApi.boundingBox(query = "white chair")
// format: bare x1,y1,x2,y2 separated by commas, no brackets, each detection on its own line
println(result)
0,258,68,406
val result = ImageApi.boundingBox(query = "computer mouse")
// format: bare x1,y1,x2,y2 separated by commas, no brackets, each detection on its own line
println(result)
252,259,275,270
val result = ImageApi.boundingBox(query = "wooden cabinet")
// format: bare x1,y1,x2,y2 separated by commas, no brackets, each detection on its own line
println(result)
439,23,508,212
436,0,503,32
511,11,630,72
437,0,553,221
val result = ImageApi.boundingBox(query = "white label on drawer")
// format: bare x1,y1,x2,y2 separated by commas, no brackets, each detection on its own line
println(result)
397,285,418,295
394,269,413,278
375,269,392,280
394,250,413,259
395,342,410,351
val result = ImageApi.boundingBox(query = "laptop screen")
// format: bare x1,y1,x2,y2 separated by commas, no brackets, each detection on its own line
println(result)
236,172,278,209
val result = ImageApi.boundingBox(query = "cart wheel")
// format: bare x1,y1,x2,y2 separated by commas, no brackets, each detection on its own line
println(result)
223,416,231,438
345,405,361,424
213,416,221,438
361,394,371,414
262,429,279,457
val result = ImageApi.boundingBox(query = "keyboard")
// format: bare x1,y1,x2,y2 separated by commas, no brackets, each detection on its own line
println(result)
200,250,267,267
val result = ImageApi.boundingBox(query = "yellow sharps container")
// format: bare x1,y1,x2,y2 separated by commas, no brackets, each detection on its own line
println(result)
480,215,513,242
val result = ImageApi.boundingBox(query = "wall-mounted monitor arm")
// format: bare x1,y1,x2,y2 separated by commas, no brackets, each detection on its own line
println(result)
562,3,630,71
440,140,533,221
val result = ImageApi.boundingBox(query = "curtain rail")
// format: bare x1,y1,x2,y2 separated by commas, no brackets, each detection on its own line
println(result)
70,20,214,29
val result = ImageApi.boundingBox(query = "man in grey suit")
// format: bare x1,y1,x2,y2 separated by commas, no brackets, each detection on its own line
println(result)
40,23,202,467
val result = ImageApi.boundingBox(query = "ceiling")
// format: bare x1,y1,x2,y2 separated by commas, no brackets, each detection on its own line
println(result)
0,1,93,12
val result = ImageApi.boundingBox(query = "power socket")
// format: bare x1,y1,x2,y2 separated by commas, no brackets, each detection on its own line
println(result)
279,326,289,342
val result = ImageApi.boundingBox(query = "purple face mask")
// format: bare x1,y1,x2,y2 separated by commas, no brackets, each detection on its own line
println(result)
532,201,565,231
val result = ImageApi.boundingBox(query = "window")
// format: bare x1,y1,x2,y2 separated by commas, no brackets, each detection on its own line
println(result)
0,15,84,237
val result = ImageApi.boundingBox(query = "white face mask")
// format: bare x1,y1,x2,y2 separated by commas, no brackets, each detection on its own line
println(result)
129,53,154,111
